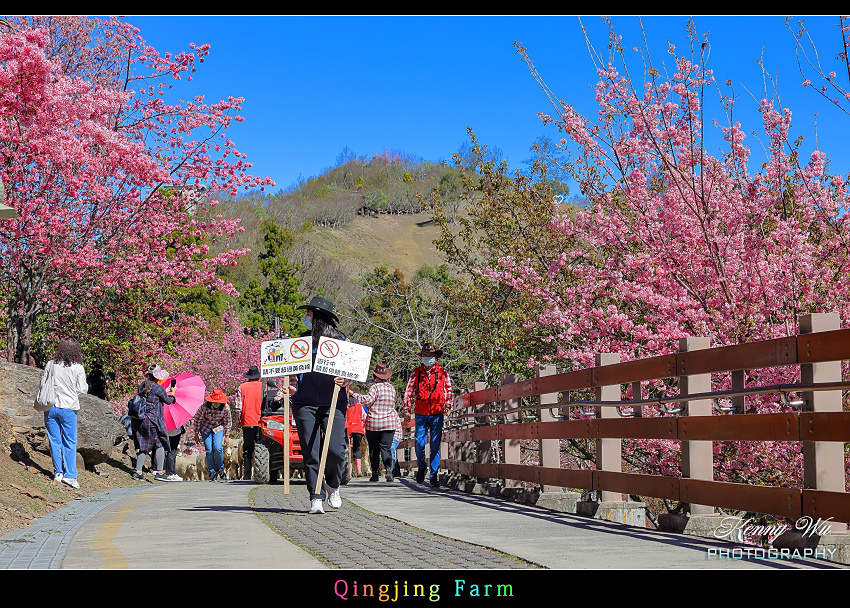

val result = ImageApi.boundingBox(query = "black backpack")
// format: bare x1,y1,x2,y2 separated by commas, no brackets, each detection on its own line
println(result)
127,394,148,420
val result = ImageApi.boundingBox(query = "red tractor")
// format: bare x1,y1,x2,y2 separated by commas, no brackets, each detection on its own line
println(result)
252,400,351,486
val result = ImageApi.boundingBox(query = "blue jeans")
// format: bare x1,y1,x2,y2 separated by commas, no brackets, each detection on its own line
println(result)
390,438,399,470
414,414,443,479
202,429,225,476
44,408,78,479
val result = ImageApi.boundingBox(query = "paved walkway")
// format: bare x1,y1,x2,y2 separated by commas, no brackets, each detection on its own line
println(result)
1,476,846,570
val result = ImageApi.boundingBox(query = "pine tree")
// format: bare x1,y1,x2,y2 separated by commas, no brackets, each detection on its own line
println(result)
239,219,304,336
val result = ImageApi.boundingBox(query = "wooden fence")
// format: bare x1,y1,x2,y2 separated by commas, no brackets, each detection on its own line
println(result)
399,313,850,527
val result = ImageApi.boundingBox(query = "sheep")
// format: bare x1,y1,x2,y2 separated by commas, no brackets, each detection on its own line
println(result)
194,452,209,480
224,437,243,480
175,455,198,481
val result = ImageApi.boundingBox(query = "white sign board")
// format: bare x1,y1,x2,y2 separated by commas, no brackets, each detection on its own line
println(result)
260,337,313,377
314,337,373,382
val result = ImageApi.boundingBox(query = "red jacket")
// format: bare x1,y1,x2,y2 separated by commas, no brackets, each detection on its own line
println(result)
237,380,263,427
403,364,453,416
346,400,365,435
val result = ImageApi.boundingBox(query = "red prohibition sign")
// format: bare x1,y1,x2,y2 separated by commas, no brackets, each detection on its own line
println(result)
290,339,310,359
319,340,339,358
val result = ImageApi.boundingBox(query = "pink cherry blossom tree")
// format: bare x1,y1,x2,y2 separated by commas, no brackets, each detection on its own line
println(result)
473,23,850,489
0,17,272,364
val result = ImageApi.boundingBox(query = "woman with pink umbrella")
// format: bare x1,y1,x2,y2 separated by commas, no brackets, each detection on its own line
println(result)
157,373,207,481
132,364,176,481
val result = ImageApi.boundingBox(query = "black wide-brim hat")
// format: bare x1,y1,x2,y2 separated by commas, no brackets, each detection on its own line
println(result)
244,365,261,379
297,295,340,325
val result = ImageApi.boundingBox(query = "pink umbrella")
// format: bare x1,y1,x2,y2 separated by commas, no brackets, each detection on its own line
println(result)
160,373,206,432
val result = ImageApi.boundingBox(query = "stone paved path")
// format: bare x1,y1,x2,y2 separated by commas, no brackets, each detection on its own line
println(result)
250,485,541,569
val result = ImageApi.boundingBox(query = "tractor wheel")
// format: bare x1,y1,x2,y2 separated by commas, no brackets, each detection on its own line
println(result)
253,443,271,484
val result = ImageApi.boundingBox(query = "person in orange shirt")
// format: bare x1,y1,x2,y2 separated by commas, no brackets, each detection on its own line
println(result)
235,365,263,480
346,395,366,477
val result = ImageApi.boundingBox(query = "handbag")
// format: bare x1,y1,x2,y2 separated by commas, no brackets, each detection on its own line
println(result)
33,360,57,412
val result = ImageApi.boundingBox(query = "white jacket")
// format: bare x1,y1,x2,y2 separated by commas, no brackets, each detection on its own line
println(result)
44,361,88,410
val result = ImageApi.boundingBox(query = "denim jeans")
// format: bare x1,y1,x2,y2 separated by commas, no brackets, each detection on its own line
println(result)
390,438,400,477
44,407,78,479
414,414,444,479
390,438,399,469
202,429,225,476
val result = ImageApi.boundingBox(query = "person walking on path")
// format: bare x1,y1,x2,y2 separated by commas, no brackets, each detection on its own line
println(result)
132,364,176,481
350,363,399,482
42,338,88,489
235,365,263,480
402,343,453,488
346,390,366,478
194,387,233,482
282,296,349,515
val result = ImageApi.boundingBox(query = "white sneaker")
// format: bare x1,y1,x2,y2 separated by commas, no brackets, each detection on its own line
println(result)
327,485,342,509
53,473,63,483
61,477,80,489
165,474,183,482
309,499,325,514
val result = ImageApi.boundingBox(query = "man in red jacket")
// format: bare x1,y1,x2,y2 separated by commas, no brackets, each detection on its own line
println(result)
402,343,453,488
235,365,263,480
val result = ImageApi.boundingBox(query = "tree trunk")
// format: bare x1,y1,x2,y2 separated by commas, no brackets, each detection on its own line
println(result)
6,298,36,366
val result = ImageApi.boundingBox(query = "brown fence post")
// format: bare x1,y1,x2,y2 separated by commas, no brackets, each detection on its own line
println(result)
538,364,560,491
502,373,521,489
596,353,622,503
458,388,475,476
680,337,714,517
800,313,848,535
536,364,582,513
474,381,490,485
577,352,645,526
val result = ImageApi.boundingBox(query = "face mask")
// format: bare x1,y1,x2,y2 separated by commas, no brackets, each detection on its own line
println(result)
422,357,436,366
304,316,312,330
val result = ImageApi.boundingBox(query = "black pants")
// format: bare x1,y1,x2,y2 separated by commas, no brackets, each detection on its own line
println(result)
365,429,394,476
350,433,364,459
242,426,260,467
164,432,182,476
293,403,347,500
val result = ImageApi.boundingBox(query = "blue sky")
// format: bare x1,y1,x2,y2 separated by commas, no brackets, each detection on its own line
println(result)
122,15,849,195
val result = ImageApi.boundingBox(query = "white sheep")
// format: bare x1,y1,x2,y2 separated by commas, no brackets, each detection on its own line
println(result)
224,437,243,480
194,452,209,480
176,455,198,481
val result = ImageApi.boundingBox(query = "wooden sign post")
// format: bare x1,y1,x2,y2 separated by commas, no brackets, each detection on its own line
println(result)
260,337,313,494
283,375,290,494
313,337,372,499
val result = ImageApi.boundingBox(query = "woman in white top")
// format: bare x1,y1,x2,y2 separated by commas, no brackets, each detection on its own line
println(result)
42,338,88,489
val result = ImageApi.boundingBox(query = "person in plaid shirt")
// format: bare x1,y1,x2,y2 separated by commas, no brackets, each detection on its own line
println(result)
349,363,400,482
402,343,453,487
193,387,233,482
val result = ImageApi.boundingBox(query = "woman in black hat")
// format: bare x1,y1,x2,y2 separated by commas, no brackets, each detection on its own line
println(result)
283,296,350,514
235,364,264,479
